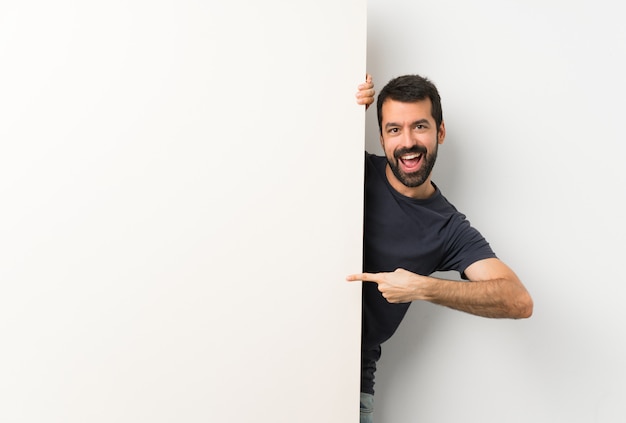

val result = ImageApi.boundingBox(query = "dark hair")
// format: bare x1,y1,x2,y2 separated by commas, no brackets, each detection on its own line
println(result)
376,74,443,134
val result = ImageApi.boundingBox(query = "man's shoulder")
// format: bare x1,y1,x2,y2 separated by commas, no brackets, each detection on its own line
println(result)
365,151,386,167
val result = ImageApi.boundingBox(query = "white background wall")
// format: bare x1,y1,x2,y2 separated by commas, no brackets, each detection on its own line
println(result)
0,1,366,422
365,1,626,422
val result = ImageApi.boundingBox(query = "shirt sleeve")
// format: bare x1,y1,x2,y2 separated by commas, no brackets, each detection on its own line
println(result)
438,213,497,279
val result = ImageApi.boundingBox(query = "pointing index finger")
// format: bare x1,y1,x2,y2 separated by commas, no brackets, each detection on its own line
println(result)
346,273,378,283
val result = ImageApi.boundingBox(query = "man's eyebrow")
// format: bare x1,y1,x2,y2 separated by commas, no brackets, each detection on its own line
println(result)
384,119,430,130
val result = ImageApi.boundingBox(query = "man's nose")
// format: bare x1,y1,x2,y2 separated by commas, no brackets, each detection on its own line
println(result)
400,127,414,147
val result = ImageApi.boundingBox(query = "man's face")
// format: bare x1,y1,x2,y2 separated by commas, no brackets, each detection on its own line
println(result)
379,99,445,194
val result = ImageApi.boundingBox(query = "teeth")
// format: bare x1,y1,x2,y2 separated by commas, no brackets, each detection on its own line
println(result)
402,154,420,160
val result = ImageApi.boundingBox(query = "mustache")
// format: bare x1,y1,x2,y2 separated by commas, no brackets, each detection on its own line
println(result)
394,145,427,160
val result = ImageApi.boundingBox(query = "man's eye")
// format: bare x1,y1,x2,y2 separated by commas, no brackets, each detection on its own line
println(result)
388,128,399,133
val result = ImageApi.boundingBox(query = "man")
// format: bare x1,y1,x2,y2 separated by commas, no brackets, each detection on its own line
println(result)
349,74,533,423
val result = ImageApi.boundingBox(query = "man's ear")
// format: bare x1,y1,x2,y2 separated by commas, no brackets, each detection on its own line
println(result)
379,134,384,149
438,121,446,145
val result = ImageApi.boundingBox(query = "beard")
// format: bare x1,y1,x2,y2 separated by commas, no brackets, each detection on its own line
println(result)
386,144,438,188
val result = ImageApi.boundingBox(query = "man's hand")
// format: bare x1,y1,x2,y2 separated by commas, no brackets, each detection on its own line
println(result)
347,268,421,303
356,74,375,109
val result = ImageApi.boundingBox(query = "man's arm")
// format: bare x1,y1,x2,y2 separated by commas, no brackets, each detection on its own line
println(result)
347,258,533,319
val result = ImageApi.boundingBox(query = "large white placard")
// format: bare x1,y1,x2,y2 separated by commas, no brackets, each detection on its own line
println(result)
0,1,366,422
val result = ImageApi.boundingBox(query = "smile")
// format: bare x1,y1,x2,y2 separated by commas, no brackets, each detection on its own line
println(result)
399,153,423,171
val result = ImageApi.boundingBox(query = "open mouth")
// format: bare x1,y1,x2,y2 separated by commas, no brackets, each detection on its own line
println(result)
398,152,423,172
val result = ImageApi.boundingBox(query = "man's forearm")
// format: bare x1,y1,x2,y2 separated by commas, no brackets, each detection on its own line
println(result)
420,275,533,319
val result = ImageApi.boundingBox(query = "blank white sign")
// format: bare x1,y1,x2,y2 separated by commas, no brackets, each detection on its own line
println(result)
0,1,366,422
